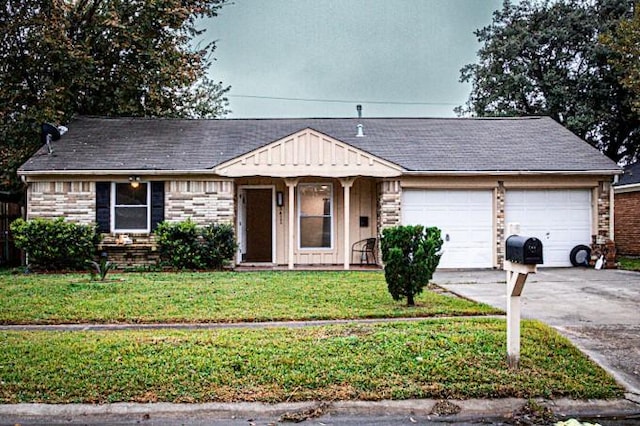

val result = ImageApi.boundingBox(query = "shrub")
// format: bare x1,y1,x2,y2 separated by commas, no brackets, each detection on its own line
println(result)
380,225,443,306
155,219,203,270
155,220,237,270
201,223,236,270
10,218,100,271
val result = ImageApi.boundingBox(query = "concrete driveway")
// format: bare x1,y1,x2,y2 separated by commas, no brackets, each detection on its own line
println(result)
434,267,640,400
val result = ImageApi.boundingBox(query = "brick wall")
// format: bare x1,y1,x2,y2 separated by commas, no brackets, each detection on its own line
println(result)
165,180,234,225
98,234,159,268
27,181,95,223
376,180,401,235
614,190,640,256
495,182,506,268
596,181,612,243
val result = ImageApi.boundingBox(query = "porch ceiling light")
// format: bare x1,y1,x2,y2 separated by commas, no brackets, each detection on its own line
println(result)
129,176,141,188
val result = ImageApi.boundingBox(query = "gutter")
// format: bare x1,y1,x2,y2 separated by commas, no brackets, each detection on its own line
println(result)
613,182,640,194
17,169,226,181
401,169,622,177
17,168,622,182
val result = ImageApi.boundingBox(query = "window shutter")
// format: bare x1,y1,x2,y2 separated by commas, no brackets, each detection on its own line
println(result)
95,182,110,233
151,181,165,231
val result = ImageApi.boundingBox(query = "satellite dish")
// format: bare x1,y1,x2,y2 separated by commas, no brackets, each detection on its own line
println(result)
41,123,62,154
41,123,61,142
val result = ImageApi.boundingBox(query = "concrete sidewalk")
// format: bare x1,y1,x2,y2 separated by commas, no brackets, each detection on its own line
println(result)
435,268,640,402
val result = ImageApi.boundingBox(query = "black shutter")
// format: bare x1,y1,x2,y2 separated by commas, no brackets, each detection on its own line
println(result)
150,181,165,231
96,182,110,233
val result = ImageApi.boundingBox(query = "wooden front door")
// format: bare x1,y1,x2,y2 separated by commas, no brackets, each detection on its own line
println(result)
244,189,273,262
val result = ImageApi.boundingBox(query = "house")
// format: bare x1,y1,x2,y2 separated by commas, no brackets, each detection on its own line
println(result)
18,116,619,269
614,162,640,257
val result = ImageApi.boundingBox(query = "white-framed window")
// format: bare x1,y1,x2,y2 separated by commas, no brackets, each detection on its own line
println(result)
298,183,333,249
111,182,150,232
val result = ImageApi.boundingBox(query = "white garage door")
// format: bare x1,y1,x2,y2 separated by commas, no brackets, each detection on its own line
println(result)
402,189,494,269
505,189,592,267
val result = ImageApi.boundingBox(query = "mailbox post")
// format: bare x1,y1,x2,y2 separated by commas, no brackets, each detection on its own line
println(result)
504,224,543,369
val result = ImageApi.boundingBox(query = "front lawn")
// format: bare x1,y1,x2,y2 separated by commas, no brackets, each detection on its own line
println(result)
618,257,640,271
0,319,623,403
0,271,500,324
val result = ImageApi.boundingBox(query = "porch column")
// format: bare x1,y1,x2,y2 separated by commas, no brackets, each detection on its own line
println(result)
284,178,299,270
341,177,356,270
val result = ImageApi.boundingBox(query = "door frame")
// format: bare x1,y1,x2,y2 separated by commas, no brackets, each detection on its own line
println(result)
237,185,276,264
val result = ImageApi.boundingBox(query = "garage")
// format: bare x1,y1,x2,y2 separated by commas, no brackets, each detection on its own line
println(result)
505,189,592,267
401,189,493,269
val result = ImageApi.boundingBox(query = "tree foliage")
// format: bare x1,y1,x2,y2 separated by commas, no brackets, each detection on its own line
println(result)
380,225,443,307
458,0,639,163
603,6,640,113
0,0,230,191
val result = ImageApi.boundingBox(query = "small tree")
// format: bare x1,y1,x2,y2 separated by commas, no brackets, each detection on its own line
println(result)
381,225,443,306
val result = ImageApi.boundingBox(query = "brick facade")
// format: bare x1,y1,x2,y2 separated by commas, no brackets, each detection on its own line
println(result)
596,181,612,244
376,180,401,236
98,234,160,268
27,181,95,224
165,180,234,225
614,190,640,256
495,182,506,268
26,179,236,268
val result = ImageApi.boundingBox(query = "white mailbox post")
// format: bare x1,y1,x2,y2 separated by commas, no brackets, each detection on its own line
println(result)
503,260,536,369
503,223,542,369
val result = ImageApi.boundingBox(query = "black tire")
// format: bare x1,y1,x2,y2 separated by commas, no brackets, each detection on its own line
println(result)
570,244,591,267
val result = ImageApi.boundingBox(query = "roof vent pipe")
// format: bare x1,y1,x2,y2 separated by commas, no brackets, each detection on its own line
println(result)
356,104,364,137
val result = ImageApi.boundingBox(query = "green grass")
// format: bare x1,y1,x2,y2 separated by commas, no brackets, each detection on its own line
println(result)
0,319,622,403
618,257,640,271
0,271,500,324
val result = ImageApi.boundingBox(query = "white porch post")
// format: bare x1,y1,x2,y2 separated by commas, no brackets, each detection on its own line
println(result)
341,177,356,270
285,178,299,270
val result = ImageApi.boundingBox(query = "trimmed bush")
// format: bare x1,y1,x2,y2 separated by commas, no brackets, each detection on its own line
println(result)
155,220,236,270
10,218,100,271
200,223,236,270
381,225,443,306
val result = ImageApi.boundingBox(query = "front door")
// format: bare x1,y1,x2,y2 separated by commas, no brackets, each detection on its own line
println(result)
244,189,273,262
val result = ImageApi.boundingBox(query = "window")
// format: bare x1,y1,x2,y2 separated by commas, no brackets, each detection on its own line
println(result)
298,183,332,249
112,182,150,232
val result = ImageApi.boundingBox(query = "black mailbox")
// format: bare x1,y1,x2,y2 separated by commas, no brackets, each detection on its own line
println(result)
506,235,543,265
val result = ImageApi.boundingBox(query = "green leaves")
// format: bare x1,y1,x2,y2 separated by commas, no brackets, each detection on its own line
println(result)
603,7,640,115
0,0,230,191
459,0,639,163
381,225,443,306
10,217,100,271
155,220,236,270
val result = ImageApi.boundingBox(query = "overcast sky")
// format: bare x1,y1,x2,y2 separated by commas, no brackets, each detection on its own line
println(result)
201,0,504,118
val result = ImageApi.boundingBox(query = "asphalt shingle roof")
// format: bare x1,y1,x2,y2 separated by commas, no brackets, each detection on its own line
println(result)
616,162,640,186
19,116,619,173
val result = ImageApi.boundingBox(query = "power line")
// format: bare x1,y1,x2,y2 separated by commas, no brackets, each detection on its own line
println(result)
228,94,459,106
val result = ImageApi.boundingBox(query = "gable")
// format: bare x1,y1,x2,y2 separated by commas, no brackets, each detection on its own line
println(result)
213,128,405,178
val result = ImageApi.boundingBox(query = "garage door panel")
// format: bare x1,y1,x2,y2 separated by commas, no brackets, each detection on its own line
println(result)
505,189,592,267
402,189,493,269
